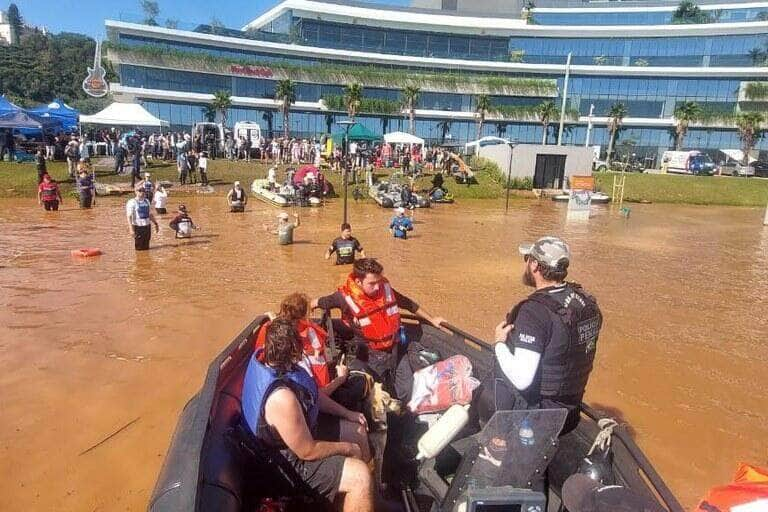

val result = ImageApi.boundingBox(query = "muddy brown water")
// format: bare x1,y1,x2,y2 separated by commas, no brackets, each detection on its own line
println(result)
1,195,766,511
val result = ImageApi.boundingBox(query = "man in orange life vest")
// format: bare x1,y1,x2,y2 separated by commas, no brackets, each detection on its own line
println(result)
311,258,446,398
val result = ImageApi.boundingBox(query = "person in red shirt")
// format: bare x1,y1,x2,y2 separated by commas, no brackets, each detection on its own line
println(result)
37,174,63,211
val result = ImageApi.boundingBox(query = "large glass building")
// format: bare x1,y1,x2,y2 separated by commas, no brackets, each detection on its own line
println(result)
105,0,768,162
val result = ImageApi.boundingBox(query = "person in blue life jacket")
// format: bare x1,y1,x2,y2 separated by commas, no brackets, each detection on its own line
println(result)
137,172,155,203
389,207,413,239
241,319,374,512
125,187,159,251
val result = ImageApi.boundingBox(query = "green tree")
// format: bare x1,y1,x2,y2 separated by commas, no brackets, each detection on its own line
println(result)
437,119,452,143
275,79,296,139
343,83,363,122
671,1,712,24
401,86,420,135
606,102,629,163
211,90,232,126
735,111,764,165
165,19,179,29
749,48,766,66
536,100,558,145
263,111,274,137
673,101,703,150
7,3,22,44
475,94,491,139
140,0,160,26
201,105,216,122
210,17,225,35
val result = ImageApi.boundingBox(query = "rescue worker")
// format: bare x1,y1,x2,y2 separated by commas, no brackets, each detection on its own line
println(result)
482,236,602,435
241,319,374,512
226,180,247,212
310,258,445,398
138,172,155,203
37,174,63,211
389,207,413,239
325,223,365,265
125,187,159,251
76,169,95,209
168,204,198,239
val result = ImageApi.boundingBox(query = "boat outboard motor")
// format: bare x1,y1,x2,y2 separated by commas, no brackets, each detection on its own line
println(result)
577,418,618,485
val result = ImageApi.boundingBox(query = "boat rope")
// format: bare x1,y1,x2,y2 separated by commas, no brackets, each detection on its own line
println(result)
587,418,619,456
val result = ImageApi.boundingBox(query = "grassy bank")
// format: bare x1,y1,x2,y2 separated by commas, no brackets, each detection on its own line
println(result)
595,172,768,207
0,158,508,200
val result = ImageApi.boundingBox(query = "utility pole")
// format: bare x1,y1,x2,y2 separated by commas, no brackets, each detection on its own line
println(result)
557,52,572,146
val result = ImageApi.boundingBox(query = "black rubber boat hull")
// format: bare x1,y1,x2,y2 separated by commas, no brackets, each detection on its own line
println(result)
149,315,683,512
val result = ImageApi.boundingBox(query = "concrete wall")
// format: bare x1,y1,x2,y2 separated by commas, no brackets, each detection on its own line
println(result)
477,143,594,188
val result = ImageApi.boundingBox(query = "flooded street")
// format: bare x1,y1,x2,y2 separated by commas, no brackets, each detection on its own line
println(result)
1,195,766,510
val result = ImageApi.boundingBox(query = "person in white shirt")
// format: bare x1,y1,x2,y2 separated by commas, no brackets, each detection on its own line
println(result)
154,185,168,214
126,188,159,251
199,152,209,185
267,166,277,191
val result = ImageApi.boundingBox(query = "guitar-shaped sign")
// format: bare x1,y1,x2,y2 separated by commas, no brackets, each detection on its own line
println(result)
82,39,109,98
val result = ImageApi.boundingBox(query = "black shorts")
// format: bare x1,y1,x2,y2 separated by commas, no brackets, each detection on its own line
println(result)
155,207,167,214
43,200,59,211
281,414,345,503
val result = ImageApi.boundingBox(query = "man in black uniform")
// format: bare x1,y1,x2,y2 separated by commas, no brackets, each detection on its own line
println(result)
325,223,365,265
481,236,602,435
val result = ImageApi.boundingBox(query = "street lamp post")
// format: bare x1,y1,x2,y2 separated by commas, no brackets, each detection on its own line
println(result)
336,119,356,225
505,139,517,213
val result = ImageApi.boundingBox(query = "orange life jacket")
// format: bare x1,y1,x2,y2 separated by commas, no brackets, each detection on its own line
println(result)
255,319,331,388
339,274,400,351
694,463,768,512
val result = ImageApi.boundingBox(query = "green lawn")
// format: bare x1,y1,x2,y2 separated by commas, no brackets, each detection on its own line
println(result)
594,171,768,207
0,158,507,200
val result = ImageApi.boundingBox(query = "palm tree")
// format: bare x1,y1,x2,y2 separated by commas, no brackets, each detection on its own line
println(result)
275,79,296,139
606,102,628,163
437,119,452,143
536,100,558,145
401,86,421,135
344,83,363,122
475,94,491,139
262,111,274,137
211,90,232,127
673,101,703,150
201,105,216,123
749,48,765,66
325,113,335,134
735,111,764,165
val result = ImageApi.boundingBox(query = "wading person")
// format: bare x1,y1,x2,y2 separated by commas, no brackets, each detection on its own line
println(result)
37,174,63,211
325,223,365,265
311,258,445,398
138,172,154,203
266,212,300,245
389,207,413,239
125,187,159,251
153,184,168,214
36,149,47,184
76,169,95,209
241,318,374,512
226,181,247,212
480,236,602,435
168,204,198,239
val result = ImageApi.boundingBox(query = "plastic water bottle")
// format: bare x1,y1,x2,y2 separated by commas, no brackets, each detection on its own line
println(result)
399,325,408,347
519,416,535,447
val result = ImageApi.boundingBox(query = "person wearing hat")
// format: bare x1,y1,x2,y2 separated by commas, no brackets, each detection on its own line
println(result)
168,204,198,239
126,187,159,251
265,211,300,245
226,181,247,212
562,474,664,512
389,207,413,239
76,168,95,209
479,236,603,435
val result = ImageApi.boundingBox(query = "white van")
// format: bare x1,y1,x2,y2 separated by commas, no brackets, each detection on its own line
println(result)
660,151,715,176
194,122,226,155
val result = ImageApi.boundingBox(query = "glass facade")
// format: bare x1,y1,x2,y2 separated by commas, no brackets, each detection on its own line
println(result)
533,7,768,26
509,34,762,67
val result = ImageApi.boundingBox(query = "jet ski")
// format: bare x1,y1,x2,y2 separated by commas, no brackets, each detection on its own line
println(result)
149,313,683,512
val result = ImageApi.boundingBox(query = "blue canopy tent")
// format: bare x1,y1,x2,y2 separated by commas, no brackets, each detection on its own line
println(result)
0,95,21,115
0,111,43,129
27,99,79,131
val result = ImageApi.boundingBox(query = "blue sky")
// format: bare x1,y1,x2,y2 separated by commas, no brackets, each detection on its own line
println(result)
10,0,410,39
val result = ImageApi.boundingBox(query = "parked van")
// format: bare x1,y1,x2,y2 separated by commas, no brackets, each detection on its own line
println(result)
715,149,755,177
233,121,262,143
193,122,225,156
661,151,715,175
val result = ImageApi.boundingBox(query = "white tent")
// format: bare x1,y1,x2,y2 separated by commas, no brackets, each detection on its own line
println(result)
464,136,510,149
80,102,168,127
383,131,424,145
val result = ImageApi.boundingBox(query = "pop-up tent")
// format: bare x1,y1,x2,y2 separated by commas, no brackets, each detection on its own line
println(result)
27,99,79,131
80,102,168,127
0,111,43,129
332,123,380,144
0,96,21,116
383,131,424,145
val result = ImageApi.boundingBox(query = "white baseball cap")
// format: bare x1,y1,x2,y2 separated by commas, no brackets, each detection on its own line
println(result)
278,212,289,220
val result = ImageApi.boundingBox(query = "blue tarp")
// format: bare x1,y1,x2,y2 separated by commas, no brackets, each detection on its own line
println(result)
0,95,21,115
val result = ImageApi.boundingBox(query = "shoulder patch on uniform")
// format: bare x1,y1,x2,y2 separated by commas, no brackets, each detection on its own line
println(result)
518,333,536,344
